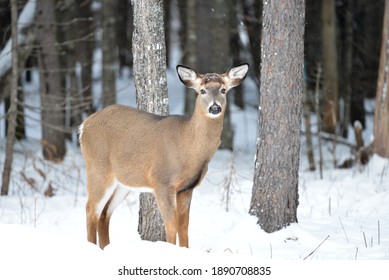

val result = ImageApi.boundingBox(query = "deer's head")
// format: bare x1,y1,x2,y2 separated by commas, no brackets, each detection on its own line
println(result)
177,64,249,118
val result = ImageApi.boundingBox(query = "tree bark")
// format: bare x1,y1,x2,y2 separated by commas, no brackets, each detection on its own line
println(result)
209,0,233,150
242,0,262,86
374,0,389,158
230,0,244,109
1,1,38,141
36,0,66,162
341,0,353,138
321,0,339,134
76,0,94,115
250,0,305,233
182,0,197,116
116,0,130,70
56,0,79,140
303,86,316,171
1,0,19,196
132,0,169,242
102,0,117,107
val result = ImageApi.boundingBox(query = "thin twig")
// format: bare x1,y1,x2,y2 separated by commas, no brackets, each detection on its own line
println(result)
269,243,273,259
315,63,323,179
303,235,330,260
363,231,367,248
339,216,349,243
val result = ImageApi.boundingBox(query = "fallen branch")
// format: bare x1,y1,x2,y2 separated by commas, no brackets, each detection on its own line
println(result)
303,235,330,260
320,131,354,148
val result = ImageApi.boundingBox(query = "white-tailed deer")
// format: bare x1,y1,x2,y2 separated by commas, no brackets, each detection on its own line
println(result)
79,64,249,249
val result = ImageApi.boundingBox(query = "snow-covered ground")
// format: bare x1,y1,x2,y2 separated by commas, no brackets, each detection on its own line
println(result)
1,63,389,279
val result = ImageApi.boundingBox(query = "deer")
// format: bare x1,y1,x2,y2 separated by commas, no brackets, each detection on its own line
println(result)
79,63,249,249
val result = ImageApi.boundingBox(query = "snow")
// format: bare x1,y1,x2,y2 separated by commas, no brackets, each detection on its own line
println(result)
1,33,389,280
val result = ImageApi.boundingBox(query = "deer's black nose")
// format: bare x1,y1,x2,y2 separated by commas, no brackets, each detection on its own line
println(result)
209,103,222,115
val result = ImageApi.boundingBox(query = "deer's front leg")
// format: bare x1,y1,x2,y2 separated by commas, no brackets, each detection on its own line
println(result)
154,187,178,245
177,189,194,248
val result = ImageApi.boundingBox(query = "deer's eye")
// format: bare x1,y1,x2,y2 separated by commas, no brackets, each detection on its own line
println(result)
201,89,206,95
220,88,226,94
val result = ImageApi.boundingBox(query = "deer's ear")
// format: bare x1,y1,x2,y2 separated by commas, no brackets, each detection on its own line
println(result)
177,65,201,88
225,63,249,89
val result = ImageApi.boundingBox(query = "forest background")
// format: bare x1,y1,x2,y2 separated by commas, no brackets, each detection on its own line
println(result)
0,0,386,157
0,0,388,273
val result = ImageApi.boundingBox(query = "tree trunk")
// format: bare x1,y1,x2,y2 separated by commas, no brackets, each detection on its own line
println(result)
126,3,134,69
4,78,25,140
182,0,198,116
102,0,117,107
303,86,316,171
163,0,171,67
374,0,389,158
250,0,305,233
132,0,169,242
230,0,244,109
304,0,322,91
321,0,339,134
341,0,353,138
0,0,33,140
242,0,262,87
195,0,212,73
1,0,19,196
1,0,25,141
56,0,80,140
209,0,233,150
76,0,94,115
116,0,129,70
36,0,66,162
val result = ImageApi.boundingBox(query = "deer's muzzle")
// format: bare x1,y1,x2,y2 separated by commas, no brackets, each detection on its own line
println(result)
209,103,222,115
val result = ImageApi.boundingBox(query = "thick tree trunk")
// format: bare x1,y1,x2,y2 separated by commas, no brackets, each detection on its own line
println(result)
36,0,66,162
374,0,389,158
250,0,305,233
132,0,169,242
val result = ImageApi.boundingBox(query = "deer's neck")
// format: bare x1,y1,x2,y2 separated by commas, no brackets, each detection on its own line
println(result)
186,109,224,148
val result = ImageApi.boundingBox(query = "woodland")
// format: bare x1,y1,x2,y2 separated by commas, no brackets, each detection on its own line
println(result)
0,0,388,264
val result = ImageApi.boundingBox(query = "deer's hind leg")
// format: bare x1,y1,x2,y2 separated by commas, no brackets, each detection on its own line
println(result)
97,184,131,248
85,169,116,248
